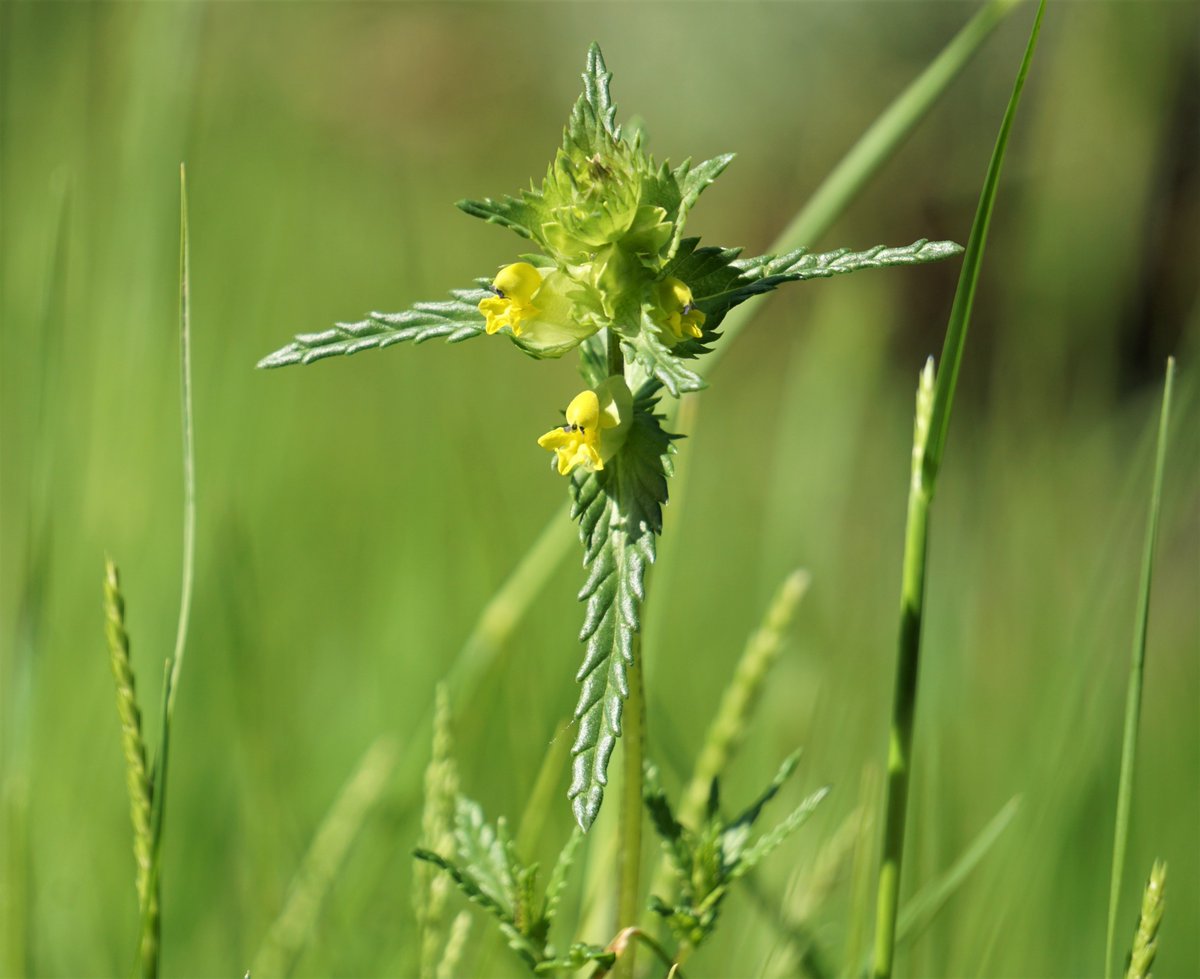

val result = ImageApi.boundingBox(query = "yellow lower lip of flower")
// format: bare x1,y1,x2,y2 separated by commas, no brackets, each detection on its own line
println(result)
537,378,632,477
479,262,544,336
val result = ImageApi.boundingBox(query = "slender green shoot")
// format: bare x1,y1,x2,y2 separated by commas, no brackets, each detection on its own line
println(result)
167,161,196,714
1125,860,1167,979
616,643,646,979
872,4,1045,976
251,738,398,978
896,796,1020,946
680,569,811,827
1105,358,1176,979
693,0,1019,384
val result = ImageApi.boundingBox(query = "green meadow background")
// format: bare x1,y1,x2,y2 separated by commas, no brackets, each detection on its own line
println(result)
2,3,1197,976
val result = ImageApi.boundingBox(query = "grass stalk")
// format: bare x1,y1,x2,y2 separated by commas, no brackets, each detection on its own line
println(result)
679,569,811,827
130,162,198,979
251,738,398,978
871,5,1045,975
1104,358,1176,979
616,643,646,957
167,161,195,714
693,0,1019,386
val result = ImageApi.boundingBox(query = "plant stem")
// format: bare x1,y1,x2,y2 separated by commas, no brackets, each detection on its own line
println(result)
1104,358,1175,978
871,4,1044,972
616,646,646,976
607,327,624,379
613,319,644,975
872,366,933,979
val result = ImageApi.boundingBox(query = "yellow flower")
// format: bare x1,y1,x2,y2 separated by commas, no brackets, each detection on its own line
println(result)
478,262,597,358
537,376,633,476
479,262,543,337
655,277,706,341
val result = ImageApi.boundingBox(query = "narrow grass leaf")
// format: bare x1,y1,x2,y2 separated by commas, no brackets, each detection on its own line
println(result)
1105,358,1177,979
923,5,1046,479
696,0,1019,382
895,796,1021,946
251,738,398,978
729,787,830,883
872,5,1045,976
416,686,461,979
435,911,472,979
680,570,811,827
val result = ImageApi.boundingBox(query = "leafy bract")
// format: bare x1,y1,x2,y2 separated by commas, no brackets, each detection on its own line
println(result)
661,237,965,364
567,384,674,831
646,753,829,950
256,284,489,369
413,797,584,972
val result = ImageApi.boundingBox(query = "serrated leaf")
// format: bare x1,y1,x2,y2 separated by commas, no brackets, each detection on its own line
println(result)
622,325,706,398
567,386,674,831
577,334,608,388
413,848,513,927
661,237,963,359
566,43,619,154
729,786,829,883
644,764,692,880
453,797,514,912
717,237,963,325
728,749,803,833
456,194,545,241
542,829,583,928
256,284,489,369
668,153,735,258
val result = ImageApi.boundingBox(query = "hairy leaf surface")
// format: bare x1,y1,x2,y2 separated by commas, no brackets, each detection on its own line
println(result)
567,385,674,831
257,284,488,369
662,237,964,362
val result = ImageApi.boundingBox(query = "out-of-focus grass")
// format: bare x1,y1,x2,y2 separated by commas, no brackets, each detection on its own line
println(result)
1,4,1196,977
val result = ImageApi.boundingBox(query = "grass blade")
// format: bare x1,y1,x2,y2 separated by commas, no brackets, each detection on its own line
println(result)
1105,358,1177,978
695,0,1019,383
678,569,811,828
251,738,398,978
167,161,195,714
896,796,1021,946
872,4,1046,976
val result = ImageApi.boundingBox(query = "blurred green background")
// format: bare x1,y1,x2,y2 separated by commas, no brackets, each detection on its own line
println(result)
2,2,1197,976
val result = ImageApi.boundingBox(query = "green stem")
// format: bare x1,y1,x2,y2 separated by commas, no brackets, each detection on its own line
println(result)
871,3,1044,972
872,436,932,979
617,645,646,939
607,327,624,379
1104,358,1175,978
614,315,645,976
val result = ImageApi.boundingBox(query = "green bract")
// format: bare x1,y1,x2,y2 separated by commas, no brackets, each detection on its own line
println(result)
257,43,965,832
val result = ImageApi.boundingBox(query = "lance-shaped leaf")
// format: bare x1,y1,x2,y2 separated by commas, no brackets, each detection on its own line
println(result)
667,153,735,259
257,283,489,369
456,193,545,243
621,324,705,398
567,42,620,152
661,237,964,362
567,385,674,831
